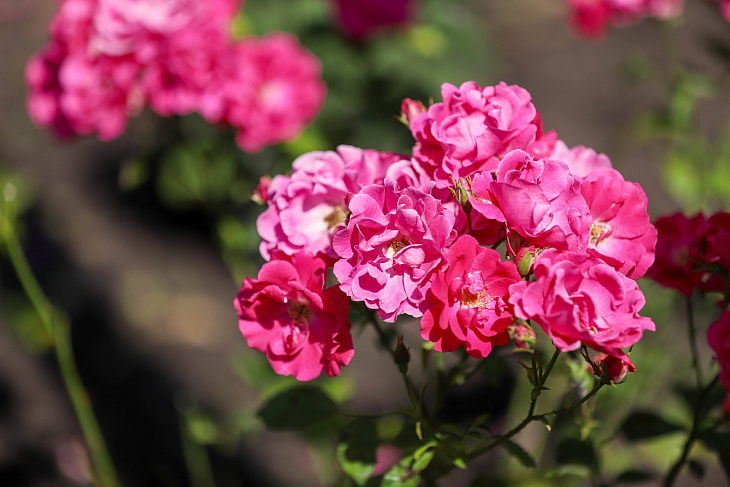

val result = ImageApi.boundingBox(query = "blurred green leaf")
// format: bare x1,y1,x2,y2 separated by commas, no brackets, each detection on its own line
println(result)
700,431,730,481
502,439,536,468
619,411,683,442
381,460,419,487
554,438,599,472
258,386,337,431
337,419,377,486
614,469,654,484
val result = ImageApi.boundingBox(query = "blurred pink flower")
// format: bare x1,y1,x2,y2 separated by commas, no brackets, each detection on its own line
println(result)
708,310,730,391
222,33,326,152
332,0,417,40
235,250,354,381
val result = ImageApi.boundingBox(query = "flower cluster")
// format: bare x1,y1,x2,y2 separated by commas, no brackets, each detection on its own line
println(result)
565,0,683,38
26,0,325,151
331,0,417,40
237,80,657,380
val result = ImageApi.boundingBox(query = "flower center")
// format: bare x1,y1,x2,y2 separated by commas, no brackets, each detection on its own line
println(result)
459,288,492,309
288,300,311,325
589,222,611,246
324,206,347,230
386,236,411,259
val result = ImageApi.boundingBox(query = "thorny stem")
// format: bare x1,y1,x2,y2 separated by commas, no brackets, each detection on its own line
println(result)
2,189,121,487
663,374,721,487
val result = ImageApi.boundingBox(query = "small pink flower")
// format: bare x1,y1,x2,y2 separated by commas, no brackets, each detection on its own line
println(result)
580,167,657,278
708,310,730,392
421,235,521,358
222,33,326,152
333,179,457,322
470,149,591,253
234,250,354,381
509,249,655,361
549,140,612,179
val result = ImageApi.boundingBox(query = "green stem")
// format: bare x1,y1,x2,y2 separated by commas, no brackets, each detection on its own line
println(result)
663,374,721,487
685,296,703,388
2,195,121,487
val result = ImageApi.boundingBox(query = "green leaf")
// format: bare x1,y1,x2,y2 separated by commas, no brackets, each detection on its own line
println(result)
688,459,705,480
337,419,377,486
618,411,683,442
257,386,336,431
381,461,419,487
555,438,598,471
412,449,435,472
502,439,536,468
700,431,730,482
615,469,654,484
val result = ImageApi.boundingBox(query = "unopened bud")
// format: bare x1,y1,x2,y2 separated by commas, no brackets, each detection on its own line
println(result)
252,176,271,204
516,246,540,278
591,353,634,384
509,320,536,350
393,334,410,374
449,177,472,208
398,99,427,126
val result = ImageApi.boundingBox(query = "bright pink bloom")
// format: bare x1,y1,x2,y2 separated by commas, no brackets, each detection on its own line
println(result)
234,250,354,381
421,235,521,358
510,249,655,361
333,179,457,322
708,310,730,391
408,81,545,184
470,149,591,253
646,213,715,296
222,33,326,152
549,140,612,179
332,0,416,40
580,167,657,278
566,0,684,39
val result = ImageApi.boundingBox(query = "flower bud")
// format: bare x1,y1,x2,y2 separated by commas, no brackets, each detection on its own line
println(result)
251,176,271,204
399,98,426,126
509,320,536,350
515,245,540,278
393,334,410,374
591,353,635,384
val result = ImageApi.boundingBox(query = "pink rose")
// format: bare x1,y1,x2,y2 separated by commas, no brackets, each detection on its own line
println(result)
222,33,326,152
697,212,730,272
421,235,521,358
470,149,591,253
509,249,655,361
234,250,354,381
708,310,730,392
408,81,544,184
580,167,657,278
333,179,457,322
549,140,612,179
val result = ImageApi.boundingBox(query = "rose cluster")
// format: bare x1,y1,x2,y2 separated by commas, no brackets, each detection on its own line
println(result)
26,0,325,152
648,211,730,392
235,81,657,381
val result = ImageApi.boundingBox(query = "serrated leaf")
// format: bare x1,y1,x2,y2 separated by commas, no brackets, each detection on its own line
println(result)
618,411,683,442
257,386,336,431
502,439,536,468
